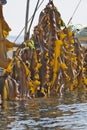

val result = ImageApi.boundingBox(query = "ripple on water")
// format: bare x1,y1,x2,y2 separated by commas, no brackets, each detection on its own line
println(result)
0,93,87,130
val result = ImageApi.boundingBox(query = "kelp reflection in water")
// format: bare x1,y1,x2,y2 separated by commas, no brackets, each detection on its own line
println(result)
0,91,87,130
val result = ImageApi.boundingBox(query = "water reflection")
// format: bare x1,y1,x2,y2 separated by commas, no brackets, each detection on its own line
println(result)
0,91,87,130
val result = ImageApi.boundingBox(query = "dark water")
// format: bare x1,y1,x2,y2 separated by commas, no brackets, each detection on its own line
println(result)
1,91,87,130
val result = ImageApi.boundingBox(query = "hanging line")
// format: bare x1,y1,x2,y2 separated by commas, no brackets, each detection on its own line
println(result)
27,0,40,39
14,0,45,43
67,0,82,25
24,0,30,41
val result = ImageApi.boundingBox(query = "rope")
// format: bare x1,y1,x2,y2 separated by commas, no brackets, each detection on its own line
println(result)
67,0,82,25
27,0,40,39
14,0,45,42
24,0,30,40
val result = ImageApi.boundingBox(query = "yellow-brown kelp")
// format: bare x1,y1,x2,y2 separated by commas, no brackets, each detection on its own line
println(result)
0,3,19,69
1,1,87,100
30,1,86,96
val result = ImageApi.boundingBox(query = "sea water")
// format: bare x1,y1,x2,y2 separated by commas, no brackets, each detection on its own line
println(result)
1,91,87,130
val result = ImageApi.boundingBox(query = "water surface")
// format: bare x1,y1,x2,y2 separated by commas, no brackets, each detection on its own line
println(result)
0,91,87,130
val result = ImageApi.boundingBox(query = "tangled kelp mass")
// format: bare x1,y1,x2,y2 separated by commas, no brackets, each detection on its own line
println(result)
29,1,87,95
1,1,87,100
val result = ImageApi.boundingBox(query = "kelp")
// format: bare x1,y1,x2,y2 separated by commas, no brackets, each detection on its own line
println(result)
1,1,87,101
29,1,86,96
0,3,19,69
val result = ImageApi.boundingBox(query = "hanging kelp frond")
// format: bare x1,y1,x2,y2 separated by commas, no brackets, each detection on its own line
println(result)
0,39,20,69
0,3,11,38
1,1,87,101
29,0,87,97
0,3,19,69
